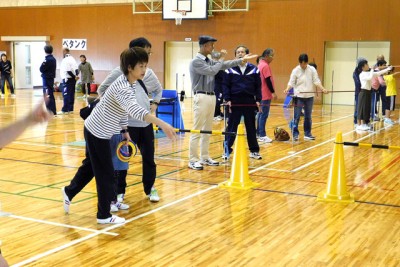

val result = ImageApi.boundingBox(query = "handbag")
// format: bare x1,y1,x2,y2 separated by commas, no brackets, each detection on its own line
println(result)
79,98,99,120
274,127,290,141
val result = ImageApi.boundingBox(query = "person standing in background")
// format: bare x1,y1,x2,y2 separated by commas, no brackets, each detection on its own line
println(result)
257,48,276,143
59,47,79,115
0,54,15,98
78,55,94,97
40,45,57,115
188,35,258,170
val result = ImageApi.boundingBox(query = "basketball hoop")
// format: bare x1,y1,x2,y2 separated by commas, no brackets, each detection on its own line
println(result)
172,10,186,25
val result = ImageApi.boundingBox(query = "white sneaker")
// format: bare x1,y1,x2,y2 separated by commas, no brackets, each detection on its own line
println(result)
249,152,262,160
148,187,160,202
200,158,220,166
384,118,395,125
258,136,273,143
11,94,16,98
117,193,125,203
110,202,130,212
361,124,370,131
188,161,203,170
61,187,70,214
0,94,4,99
222,153,230,160
213,116,223,121
97,215,125,224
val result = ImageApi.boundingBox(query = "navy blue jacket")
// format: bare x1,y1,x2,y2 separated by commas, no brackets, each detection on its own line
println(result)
222,63,261,102
353,68,361,95
40,54,57,79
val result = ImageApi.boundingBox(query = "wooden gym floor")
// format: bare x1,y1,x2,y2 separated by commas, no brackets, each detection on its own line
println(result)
0,89,400,266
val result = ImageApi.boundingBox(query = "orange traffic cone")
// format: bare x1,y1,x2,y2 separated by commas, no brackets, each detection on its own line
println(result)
219,124,260,190
317,132,354,203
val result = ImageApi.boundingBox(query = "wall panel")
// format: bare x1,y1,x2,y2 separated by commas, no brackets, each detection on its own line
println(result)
0,0,399,102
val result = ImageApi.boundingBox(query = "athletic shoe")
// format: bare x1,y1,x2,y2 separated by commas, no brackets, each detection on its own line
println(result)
188,161,203,170
57,111,68,115
0,94,4,98
61,187,70,214
304,135,316,140
249,152,262,160
110,202,129,212
117,193,125,203
293,135,299,141
97,215,125,224
222,153,230,160
258,136,273,143
200,158,220,166
11,94,16,98
213,116,223,121
384,118,395,125
361,124,370,131
69,111,74,114
148,187,160,202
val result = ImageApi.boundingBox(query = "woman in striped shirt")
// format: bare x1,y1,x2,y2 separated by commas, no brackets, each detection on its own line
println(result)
61,48,176,224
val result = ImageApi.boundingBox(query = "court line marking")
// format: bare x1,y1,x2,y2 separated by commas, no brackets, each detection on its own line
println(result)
291,125,391,172
7,214,118,236
250,121,392,174
11,185,217,267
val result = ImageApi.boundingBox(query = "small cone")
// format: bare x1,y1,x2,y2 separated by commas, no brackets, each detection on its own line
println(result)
219,124,260,190
317,132,354,203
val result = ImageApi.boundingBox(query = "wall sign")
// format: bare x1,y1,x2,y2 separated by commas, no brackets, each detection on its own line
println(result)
62,39,87,50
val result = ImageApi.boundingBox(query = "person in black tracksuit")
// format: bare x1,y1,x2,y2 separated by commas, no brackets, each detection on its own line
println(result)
0,53,15,97
222,45,262,159
40,45,57,115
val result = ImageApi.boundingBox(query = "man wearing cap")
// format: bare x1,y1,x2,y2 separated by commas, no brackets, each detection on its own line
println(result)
188,35,257,170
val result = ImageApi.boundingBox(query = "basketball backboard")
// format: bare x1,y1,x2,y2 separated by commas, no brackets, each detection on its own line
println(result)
162,0,208,20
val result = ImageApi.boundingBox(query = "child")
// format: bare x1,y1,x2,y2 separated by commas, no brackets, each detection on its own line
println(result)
356,60,392,131
383,67,400,125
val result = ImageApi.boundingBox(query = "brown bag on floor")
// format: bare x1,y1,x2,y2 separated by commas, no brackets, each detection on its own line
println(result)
274,127,290,141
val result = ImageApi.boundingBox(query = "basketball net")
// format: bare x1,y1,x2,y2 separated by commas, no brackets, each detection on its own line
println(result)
173,10,186,25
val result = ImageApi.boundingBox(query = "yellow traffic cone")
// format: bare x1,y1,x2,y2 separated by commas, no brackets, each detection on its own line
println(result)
219,124,260,190
317,132,354,203
4,82,9,96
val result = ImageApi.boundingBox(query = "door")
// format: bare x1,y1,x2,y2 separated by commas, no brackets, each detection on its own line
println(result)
323,41,390,106
165,41,198,97
14,41,46,89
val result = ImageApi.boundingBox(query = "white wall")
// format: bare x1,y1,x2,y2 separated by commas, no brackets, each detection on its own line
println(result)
323,41,390,105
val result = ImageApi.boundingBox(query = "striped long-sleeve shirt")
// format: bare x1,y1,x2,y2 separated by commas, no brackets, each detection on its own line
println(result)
85,74,149,139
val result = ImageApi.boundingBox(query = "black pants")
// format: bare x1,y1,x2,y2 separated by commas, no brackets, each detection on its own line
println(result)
357,89,371,122
42,77,56,115
64,127,115,219
61,78,76,112
130,124,156,195
1,75,14,94
225,97,259,154
81,82,91,95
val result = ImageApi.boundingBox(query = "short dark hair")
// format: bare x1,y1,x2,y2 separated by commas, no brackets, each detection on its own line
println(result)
1,53,6,58
377,59,387,67
80,55,86,60
261,48,274,58
120,47,149,75
129,37,152,49
235,45,249,55
44,45,53,54
357,59,368,70
298,53,308,63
